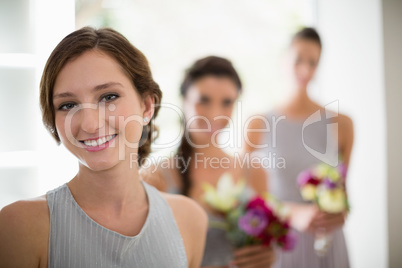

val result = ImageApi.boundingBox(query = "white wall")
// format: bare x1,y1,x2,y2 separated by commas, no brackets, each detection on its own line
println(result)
314,0,388,267
382,1,402,267
0,0,75,208
0,0,40,207
33,0,77,195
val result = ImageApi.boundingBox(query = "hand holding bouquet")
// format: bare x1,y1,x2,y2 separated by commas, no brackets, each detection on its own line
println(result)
297,162,349,256
203,173,297,251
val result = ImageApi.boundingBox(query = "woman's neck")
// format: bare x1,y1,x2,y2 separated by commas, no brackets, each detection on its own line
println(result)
68,160,144,213
279,85,319,116
288,86,310,107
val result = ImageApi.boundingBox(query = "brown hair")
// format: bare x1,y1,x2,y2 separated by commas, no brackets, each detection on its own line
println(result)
177,56,242,196
291,27,322,48
40,27,162,166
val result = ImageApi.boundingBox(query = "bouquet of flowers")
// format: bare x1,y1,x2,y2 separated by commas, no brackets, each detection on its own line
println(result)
297,162,349,256
202,173,297,251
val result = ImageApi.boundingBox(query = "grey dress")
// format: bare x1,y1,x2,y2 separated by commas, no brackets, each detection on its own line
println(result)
47,181,188,268
253,110,350,268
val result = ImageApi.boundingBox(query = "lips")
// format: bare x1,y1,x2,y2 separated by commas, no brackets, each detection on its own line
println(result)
78,134,117,152
80,134,116,147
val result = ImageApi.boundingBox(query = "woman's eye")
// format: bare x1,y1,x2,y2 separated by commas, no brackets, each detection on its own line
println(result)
101,94,119,102
58,103,77,111
199,95,210,105
222,99,233,107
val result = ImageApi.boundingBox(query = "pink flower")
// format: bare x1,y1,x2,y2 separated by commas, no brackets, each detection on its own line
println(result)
246,197,273,218
337,163,348,180
281,231,298,251
238,209,268,236
297,170,321,186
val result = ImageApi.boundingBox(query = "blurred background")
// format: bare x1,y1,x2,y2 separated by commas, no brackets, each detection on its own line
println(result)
0,0,401,267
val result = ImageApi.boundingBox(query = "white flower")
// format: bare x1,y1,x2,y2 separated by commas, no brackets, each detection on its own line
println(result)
300,184,317,201
317,188,347,213
203,173,246,212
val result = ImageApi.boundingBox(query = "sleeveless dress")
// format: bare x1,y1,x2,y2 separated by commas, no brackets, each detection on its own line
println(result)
46,180,188,268
252,110,350,268
163,167,254,267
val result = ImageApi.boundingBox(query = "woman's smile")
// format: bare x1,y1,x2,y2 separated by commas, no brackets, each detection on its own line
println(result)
79,134,118,152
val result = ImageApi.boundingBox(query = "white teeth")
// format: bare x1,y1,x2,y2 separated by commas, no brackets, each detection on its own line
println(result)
84,140,92,146
83,135,115,147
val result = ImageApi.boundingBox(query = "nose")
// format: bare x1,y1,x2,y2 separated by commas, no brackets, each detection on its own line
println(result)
205,104,219,120
208,105,230,126
79,104,105,134
298,63,312,79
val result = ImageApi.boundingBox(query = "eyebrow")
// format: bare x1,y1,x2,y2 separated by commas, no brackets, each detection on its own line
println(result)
222,98,234,103
53,82,123,100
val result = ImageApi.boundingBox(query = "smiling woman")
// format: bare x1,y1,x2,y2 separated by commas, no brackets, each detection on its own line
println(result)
0,27,207,268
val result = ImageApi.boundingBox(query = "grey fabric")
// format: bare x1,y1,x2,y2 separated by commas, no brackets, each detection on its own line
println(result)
200,213,234,267
47,181,187,268
253,110,350,268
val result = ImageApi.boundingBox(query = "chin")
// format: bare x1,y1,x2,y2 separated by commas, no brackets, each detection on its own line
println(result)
80,158,119,172
293,82,306,89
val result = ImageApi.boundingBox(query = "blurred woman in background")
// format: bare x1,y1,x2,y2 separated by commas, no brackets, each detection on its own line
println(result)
244,27,353,268
142,56,275,268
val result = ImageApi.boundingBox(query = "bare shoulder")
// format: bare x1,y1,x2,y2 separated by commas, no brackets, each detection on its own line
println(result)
337,113,354,164
0,196,49,267
338,113,354,129
316,105,354,139
247,113,270,129
161,193,207,268
335,113,354,145
0,195,49,229
161,192,207,226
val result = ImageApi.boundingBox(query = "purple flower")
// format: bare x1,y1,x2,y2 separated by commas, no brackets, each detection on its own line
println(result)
238,209,268,236
337,163,348,179
282,231,298,251
323,177,337,189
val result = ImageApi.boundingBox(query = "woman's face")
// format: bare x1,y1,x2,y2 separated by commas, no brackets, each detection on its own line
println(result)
52,50,153,171
287,39,321,89
183,75,238,145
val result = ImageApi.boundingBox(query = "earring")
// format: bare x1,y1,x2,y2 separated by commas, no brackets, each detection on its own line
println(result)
143,116,149,123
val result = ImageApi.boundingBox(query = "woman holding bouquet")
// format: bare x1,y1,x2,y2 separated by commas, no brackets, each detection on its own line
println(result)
244,27,354,267
0,27,207,267
142,56,276,267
